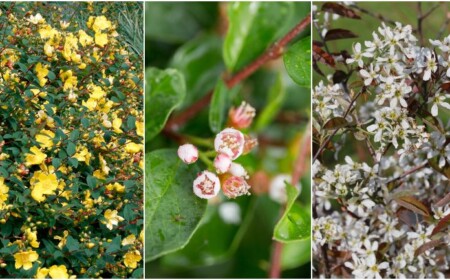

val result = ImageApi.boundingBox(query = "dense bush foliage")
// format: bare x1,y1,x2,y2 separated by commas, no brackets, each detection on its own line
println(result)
0,2,143,278
312,2,450,278
146,2,311,278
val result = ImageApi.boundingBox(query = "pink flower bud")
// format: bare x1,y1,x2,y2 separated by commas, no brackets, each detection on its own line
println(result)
214,128,245,160
228,101,256,129
221,175,251,199
193,171,220,199
214,153,231,174
229,162,248,178
177,144,198,164
243,135,258,155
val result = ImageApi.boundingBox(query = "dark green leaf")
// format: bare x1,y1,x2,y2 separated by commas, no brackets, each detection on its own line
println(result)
170,35,224,108
146,149,207,261
145,68,186,140
66,142,76,156
66,236,80,252
209,80,239,133
224,2,293,72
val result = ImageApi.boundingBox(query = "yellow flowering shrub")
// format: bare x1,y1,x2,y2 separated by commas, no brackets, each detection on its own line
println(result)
0,2,143,278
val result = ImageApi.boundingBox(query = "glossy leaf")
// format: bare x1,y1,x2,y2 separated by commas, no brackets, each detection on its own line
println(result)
313,43,335,67
170,35,224,109
224,2,293,72
284,36,311,88
209,81,228,133
161,198,253,267
394,196,430,217
414,239,443,257
255,73,286,132
281,238,311,270
324,29,358,41
431,213,450,236
146,149,207,261
145,68,186,140
274,184,311,242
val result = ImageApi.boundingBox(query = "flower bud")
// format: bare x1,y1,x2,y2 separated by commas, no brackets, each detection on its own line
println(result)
177,144,198,164
229,162,248,178
193,171,220,199
228,101,256,129
221,175,251,199
214,153,231,174
214,128,245,160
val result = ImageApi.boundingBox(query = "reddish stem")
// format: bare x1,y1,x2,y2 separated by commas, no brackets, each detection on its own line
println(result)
164,14,311,132
269,124,312,278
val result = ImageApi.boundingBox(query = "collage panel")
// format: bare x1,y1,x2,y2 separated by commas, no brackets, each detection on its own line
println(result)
0,2,143,279
312,2,450,279
145,2,312,278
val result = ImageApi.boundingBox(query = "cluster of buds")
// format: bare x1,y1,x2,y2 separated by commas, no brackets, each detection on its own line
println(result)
177,102,257,199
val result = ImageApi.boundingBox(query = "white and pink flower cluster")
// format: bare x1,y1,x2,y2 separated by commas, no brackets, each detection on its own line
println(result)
177,102,257,200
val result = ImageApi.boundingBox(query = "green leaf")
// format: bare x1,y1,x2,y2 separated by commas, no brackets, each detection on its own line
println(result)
146,3,218,43
52,158,61,169
145,68,186,140
209,80,240,133
105,236,121,254
254,72,286,132
274,184,310,242
86,175,97,188
66,236,80,252
146,149,207,261
223,2,293,72
66,142,76,156
170,35,224,108
283,36,311,88
281,238,311,270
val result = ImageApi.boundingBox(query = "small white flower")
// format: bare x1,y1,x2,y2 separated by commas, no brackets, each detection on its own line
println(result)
177,144,198,164
229,162,248,178
193,171,220,199
214,153,232,174
214,128,245,160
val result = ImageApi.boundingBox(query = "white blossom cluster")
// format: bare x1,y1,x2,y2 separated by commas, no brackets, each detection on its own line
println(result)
313,21,450,279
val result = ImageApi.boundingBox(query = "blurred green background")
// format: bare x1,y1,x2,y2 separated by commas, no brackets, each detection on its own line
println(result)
146,2,311,278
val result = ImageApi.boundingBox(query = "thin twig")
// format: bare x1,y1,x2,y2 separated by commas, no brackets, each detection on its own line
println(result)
165,14,311,132
386,162,428,185
269,124,311,278
349,4,397,26
420,3,441,20
417,3,424,46
313,89,364,162
436,4,450,40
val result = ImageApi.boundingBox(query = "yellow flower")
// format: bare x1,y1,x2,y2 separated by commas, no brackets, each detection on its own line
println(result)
99,154,110,175
30,89,47,98
36,267,49,279
38,24,58,40
136,120,143,137
106,182,125,193
89,85,106,100
95,32,108,47
139,230,144,242
54,230,69,249
25,146,47,166
112,117,123,133
123,250,141,269
49,265,69,279
103,209,124,230
78,30,93,47
59,20,70,29
35,62,49,87
124,143,142,154
14,250,39,270
44,42,54,57
59,70,78,91
25,228,40,248
82,98,98,111
89,16,112,33
121,234,136,246
36,129,55,149
73,145,92,165
0,177,9,210
31,172,58,202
